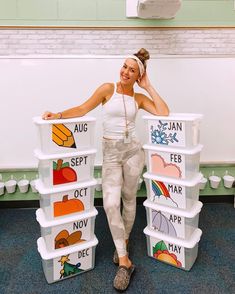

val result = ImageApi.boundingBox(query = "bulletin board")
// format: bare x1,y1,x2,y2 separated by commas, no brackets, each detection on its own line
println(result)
0,55,235,169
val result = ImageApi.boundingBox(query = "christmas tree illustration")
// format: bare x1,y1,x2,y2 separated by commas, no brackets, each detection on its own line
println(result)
59,255,84,279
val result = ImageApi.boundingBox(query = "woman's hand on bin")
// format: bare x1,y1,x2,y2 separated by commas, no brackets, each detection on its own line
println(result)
42,111,61,120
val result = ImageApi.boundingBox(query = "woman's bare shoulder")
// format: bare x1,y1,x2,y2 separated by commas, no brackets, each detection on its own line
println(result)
134,92,147,107
100,83,115,104
100,82,115,93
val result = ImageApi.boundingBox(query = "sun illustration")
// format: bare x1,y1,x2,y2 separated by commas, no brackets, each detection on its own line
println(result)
153,241,182,267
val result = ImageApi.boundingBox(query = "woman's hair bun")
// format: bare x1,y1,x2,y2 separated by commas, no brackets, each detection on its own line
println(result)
134,48,150,67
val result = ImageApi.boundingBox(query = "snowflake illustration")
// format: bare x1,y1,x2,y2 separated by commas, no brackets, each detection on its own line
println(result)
151,121,179,145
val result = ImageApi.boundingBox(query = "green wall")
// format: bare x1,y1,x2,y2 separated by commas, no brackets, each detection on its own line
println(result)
0,165,234,203
0,0,234,27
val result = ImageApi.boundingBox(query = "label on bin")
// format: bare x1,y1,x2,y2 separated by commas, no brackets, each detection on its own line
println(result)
52,156,91,186
53,246,93,281
150,180,186,209
150,236,185,268
51,122,91,151
52,188,91,218
149,151,185,179
50,217,92,250
149,120,185,147
149,209,186,239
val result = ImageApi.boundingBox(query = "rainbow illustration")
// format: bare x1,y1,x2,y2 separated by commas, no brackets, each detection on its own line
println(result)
151,180,170,198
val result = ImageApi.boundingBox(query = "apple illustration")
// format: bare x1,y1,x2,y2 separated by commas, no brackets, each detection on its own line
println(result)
53,159,77,185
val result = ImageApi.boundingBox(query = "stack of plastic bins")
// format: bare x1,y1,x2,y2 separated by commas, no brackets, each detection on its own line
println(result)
33,116,98,283
142,113,203,271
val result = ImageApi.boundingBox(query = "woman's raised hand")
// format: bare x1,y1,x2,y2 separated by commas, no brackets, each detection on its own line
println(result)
137,72,151,90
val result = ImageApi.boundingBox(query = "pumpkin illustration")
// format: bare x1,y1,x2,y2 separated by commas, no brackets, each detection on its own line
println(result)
54,195,85,217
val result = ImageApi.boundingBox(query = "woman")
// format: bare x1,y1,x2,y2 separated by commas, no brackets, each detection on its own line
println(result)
42,48,169,291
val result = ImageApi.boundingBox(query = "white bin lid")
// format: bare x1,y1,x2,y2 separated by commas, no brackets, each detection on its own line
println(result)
143,172,203,187
36,207,98,228
33,116,96,125
34,148,97,160
37,235,98,260
143,144,203,155
143,199,203,218
143,113,203,122
144,226,202,249
35,178,97,194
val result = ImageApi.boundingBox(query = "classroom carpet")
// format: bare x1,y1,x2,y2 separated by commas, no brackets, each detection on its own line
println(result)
0,203,234,294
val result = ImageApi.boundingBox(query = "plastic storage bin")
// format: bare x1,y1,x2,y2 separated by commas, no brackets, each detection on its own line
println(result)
33,116,96,155
37,236,98,283
143,172,202,210
36,179,97,220
143,144,203,181
144,199,202,239
36,207,98,252
143,113,203,149
34,149,96,188
143,226,202,271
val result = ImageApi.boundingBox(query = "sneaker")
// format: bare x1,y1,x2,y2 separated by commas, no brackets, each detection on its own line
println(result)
113,243,130,265
113,265,135,291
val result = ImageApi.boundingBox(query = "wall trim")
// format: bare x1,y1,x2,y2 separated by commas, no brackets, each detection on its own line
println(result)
1,54,235,60
0,26,235,30
1,162,235,172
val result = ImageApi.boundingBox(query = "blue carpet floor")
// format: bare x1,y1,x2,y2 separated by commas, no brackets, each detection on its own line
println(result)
0,203,234,294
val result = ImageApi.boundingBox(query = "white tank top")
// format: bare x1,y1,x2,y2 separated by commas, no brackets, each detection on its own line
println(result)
102,83,138,139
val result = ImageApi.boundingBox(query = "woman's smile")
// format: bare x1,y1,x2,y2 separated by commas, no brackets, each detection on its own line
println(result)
121,74,129,81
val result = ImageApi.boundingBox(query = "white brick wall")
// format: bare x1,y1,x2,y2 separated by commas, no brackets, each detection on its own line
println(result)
0,28,234,56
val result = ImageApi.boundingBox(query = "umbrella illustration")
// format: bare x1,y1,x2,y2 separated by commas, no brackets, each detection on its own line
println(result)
152,210,177,237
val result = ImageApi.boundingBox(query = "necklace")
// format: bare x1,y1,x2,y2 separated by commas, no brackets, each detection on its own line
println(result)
120,83,137,143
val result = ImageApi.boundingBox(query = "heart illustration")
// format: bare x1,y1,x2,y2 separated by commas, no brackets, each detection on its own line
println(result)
151,153,182,178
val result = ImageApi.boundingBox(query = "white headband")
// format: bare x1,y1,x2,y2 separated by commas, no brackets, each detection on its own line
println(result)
126,55,145,77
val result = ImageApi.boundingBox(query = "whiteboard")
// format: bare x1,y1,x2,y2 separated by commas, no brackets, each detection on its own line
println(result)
0,55,235,169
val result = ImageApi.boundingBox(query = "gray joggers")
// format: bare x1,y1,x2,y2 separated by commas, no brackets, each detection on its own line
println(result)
102,137,145,258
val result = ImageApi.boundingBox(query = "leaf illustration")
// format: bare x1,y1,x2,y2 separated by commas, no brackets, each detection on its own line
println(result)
153,240,168,254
